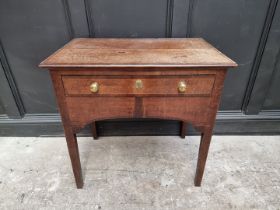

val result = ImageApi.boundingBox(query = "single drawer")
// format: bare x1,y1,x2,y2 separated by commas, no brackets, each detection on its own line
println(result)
62,75,215,96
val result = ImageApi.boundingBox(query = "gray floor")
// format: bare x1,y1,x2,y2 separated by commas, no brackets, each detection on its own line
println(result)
0,135,279,210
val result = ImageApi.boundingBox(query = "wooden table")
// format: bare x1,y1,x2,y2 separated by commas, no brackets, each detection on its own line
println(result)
40,38,237,188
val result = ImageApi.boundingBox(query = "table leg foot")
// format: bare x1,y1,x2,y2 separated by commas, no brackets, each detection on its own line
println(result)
92,121,98,140
180,121,187,139
65,131,84,189
194,128,213,186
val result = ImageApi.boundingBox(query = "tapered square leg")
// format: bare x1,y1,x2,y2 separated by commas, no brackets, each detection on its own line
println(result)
65,130,83,189
180,121,187,139
92,121,98,140
194,128,213,186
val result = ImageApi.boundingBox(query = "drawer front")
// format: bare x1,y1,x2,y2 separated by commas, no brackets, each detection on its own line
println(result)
62,75,215,96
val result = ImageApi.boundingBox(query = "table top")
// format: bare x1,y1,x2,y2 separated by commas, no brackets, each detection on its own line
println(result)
39,38,237,68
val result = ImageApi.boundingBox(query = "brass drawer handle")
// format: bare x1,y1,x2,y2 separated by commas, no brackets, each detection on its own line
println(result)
135,79,143,89
90,82,99,93
178,81,187,93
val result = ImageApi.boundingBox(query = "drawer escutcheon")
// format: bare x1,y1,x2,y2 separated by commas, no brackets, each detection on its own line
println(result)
135,79,143,89
178,81,187,93
90,82,99,93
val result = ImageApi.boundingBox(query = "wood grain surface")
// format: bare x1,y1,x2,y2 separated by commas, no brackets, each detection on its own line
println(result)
39,38,237,68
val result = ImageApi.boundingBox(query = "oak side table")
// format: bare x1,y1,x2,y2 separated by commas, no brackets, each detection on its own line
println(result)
39,38,237,188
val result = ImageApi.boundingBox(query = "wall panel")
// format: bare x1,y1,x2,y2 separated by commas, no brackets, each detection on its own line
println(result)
0,103,5,114
0,0,280,135
246,0,280,111
0,0,71,114
263,64,280,110
190,0,270,110
86,0,169,38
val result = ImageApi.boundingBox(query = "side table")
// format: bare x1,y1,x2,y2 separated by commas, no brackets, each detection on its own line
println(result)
40,38,237,188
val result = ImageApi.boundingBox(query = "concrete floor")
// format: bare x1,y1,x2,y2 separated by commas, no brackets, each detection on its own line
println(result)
0,136,279,210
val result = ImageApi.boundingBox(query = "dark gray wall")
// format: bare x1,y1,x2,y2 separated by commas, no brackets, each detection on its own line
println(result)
0,0,280,136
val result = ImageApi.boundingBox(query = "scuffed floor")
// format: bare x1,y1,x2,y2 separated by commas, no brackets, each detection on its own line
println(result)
0,136,279,209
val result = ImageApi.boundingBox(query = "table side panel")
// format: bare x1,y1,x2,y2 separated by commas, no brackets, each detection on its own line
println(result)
66,97,135,127
142,97,211,123
65,96,211,130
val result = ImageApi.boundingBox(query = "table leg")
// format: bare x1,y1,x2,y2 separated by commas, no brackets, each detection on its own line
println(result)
92,121,98,140
180,121,187,139
194,127,213,186
65,130,84,189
